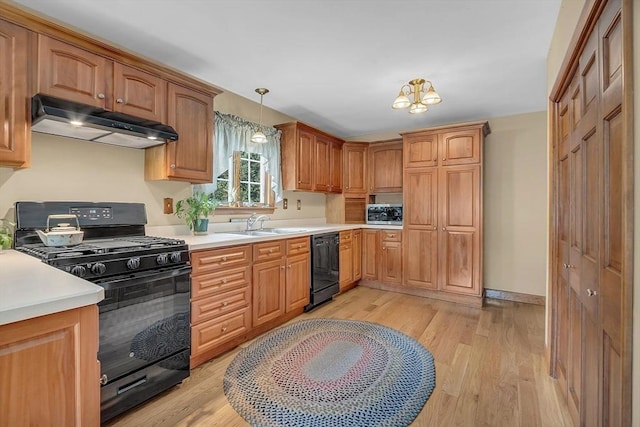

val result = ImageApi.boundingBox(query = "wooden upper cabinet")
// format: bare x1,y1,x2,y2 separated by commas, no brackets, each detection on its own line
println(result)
369,140,403,193
439,128,482,165
113,63,166,122
145,83,214,183
277,121,344,194
404,132,438,168
343,143,367,195
38,35,111,108
313,135,331,192
329,139,343,193
0,20,30,168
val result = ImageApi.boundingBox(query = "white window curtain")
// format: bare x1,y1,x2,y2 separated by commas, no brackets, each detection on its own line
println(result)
195,111,283,203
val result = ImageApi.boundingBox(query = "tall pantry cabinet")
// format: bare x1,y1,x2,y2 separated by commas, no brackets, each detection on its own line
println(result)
550,0,631,425
401,121,489,306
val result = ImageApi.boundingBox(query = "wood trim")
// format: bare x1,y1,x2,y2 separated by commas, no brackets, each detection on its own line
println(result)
484,288,545,306
400,120,491,138
213,206,275,215
359,279,483,308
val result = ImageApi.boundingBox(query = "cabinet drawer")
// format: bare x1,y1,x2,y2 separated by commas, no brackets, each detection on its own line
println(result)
191,245,251,274
191,265,251,299
191,307,251,356
381,230,402,242
340,230,353,243
191,286,250,324
287,237,310,256
253,240,285,263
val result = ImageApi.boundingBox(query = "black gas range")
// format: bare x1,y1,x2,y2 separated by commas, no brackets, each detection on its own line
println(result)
14,201,191,423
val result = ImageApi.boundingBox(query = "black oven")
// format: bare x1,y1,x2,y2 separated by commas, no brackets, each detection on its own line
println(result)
306,232,340,311
97,265,191,422
13,201,192,423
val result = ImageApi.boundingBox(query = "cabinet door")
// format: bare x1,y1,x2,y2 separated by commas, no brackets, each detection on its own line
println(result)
380,240,402,285
369,144,403,193
164,83,213,182
0,20,30,168
439,128,481,165
313,135,331,192
296,129,314,190
352,230,362,281
329,140,343,193
361,229,378,280
252,258,286,326
38,35,110,108
439,165,481,295
286,252,310,311
343,143,367,195
0,305,99,426
339,242,353,290
404,132,438,168
113,63,166,122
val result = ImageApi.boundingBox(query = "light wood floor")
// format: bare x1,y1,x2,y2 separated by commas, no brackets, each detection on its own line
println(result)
105,286,573,426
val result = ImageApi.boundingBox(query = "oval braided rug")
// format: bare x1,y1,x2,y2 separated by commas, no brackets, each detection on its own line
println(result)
223,318,436,426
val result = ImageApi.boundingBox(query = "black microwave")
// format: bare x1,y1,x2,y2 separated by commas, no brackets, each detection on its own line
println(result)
366,204,403,225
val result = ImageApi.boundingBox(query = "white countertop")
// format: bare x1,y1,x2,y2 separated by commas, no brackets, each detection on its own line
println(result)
0,250,104,326
147,223,403,251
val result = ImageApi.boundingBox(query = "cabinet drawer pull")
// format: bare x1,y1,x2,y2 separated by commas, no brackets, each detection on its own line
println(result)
116,98,124,104
221,256,228,262
97,93,105,99
586,289,598,297
388,234,395,237
222,301,229,307
222,278,228,284
269,248,274,253
221,326,228,333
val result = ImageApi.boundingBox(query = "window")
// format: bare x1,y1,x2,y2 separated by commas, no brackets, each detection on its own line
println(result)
214,151,269,207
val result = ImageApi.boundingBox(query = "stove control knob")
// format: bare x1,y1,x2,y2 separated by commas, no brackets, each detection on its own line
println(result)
127,257,141,270
170,252,182,263
91,263,107,276
156,253,169,265
70,265,87,277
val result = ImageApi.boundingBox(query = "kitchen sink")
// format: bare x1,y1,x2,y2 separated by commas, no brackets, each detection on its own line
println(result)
224,228,308,236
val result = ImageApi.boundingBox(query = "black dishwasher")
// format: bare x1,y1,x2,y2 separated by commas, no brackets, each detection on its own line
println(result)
305,232,340,311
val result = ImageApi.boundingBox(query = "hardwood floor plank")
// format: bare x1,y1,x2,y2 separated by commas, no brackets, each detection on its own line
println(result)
104,286,572,427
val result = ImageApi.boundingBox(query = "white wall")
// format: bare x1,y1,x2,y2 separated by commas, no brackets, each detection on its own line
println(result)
484,111,548,296
0,90,327,227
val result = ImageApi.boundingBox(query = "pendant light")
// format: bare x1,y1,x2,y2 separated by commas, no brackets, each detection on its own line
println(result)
251,88,269,144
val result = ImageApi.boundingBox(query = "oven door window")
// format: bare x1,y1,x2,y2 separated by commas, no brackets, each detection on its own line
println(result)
96,266,191,382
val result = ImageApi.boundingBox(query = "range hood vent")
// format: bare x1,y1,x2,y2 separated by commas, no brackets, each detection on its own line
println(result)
31,94,178,149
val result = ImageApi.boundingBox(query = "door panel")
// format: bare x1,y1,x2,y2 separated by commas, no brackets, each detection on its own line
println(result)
567,289,582,426
404,168,437,228
296,130,314,190
404,229,437,289
439,129,481,165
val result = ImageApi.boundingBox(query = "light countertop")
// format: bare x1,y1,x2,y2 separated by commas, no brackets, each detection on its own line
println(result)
0,250,104,326
147,222,403,251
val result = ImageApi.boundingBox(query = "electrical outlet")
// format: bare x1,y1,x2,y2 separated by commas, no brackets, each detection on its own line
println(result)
283,198,288,209
163,198,173,214
297,199,301,210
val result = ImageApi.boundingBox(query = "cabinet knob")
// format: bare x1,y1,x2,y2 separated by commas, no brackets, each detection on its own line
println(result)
269,248,274,253
222,326,228,333
433,157,437,161
298,180,302,184
288,264,292,269
99,374,108,385
586,288,598,297
281,265,285,269
442,158,446,161
222,301,229,306
97,93,105,99
388,234,395,237
222,278,228,284
222,256,227,261
433,226,437,230
170,164,176,169
563,263,568,269
116,98,124,104
442,227,446,231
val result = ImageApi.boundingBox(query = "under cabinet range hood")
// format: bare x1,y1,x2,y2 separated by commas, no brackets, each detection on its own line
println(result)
31,94,179,149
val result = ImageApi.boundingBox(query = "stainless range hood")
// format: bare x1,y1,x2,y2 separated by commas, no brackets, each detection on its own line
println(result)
31,94,178,149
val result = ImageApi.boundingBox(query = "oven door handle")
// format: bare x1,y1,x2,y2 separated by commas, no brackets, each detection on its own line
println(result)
96,265,192,291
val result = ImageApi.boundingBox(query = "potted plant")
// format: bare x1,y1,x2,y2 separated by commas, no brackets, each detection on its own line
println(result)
175,191,218,235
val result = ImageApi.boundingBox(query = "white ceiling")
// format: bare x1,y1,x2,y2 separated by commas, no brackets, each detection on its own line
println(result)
13,0,562,138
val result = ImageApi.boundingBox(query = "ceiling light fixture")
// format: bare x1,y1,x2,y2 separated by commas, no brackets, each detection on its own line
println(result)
392,78,442,114
250,88,269,143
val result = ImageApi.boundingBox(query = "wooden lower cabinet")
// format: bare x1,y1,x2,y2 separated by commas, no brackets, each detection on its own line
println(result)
253,257,286,327
285,237,311,311
360,229,402,284
352,229,362,281
190,245,252,368
0,305,100,426
339,231,354,290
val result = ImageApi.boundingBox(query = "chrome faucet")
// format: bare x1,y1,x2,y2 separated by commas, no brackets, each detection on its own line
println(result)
246,213,270,231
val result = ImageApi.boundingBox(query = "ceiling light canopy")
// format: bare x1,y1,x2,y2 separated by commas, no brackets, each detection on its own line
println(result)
251,88,269,144
392,78,442,114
